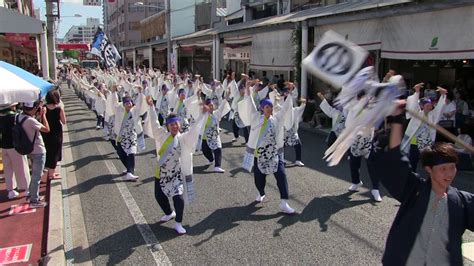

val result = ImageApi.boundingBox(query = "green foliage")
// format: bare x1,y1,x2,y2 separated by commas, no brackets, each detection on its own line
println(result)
292,28,302,84
63,49,80,59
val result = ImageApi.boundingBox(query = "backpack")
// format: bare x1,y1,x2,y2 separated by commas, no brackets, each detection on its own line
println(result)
12,114,37,155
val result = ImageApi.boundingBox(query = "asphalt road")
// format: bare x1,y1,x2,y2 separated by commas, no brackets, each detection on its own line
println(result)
60,86,474,265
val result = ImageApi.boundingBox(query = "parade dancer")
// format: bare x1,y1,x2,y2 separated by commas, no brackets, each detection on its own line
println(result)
317,92,346,147
373,101,474,265
93,83,107,130
110,86,147,181
200,98,231,173
346,124,383,201
154,83,173,125
402,84,447,172
239,80,296,214
229,82,249,142
284,98,306,167
172,88,193,132
201,80,224,109
144,97,209,234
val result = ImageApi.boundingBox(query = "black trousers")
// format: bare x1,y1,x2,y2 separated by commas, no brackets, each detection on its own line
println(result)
409,144,420,172
201,140,222,167
287,141,302,161
232,120,249,142
158,114,165,125
96,115,104,128
349,152,379,189
154,179,184,223
253,155,289,199
114,140,135,174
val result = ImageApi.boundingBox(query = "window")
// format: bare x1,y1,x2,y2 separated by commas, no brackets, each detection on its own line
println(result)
128,3,144,12
147,2,163,12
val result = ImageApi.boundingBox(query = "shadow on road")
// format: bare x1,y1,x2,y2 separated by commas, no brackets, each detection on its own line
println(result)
64,136,105,148
188,201,282,246
68,223,152,265
63,152,114,171
65,173,120,196
274,192,372,237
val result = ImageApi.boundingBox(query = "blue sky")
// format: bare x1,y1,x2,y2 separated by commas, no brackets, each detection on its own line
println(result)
33,0,103,38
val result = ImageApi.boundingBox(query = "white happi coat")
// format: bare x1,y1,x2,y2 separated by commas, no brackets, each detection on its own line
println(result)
401,92,446,153
144,105,208,197
110,92,147,155
284,102,306,146
238,93,292,174
319,99,346,136
200,100,231,150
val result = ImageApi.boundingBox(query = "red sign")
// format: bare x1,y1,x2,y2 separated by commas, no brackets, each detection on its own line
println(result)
9,204,37,215
0,244,32,264
5,33,30,44
57,43,90,51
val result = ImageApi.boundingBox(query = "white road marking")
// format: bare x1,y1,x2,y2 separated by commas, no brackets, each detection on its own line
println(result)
94,141,171,265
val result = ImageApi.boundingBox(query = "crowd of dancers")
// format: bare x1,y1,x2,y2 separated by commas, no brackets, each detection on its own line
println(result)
65,65,474,265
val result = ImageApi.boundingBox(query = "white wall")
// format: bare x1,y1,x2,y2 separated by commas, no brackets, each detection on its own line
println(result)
170,0,207,38
226,0,241,15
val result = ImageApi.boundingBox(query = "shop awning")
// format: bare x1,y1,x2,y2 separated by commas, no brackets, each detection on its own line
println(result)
0,7,44,34
250,29,294,71
381,6,474,60
314,18,382,51
224,35,252,45
180,40,213,48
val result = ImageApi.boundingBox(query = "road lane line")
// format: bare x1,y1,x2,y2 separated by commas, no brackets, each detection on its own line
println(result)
94,141,171,265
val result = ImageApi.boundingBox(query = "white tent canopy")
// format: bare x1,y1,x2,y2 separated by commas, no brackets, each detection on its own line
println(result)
250,29,294,71
0,7,44,34
381,6,474,60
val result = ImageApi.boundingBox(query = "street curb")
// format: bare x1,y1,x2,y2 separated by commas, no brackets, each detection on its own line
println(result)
44,178,66,265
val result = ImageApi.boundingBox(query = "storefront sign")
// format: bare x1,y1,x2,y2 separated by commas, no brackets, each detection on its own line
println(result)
302,30,367,89
224,52,250,60
223,47,250,60
5,33,30,44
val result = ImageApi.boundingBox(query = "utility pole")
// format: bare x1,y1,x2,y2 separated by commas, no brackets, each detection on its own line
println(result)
45,0,57,80
166,0,171,72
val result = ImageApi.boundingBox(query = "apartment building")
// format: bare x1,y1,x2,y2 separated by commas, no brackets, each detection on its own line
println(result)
64,18,101,43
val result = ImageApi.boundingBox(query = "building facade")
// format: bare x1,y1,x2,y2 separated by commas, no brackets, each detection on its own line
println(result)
0,0,47,76
64,18,100,44
106,0,163,49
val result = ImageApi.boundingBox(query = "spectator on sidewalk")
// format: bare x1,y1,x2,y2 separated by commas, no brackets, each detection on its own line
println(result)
21,101,50,208
453,91,469,130
0,103,30,199
41,90,66,179
261,71,270,87
453,125,473,171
